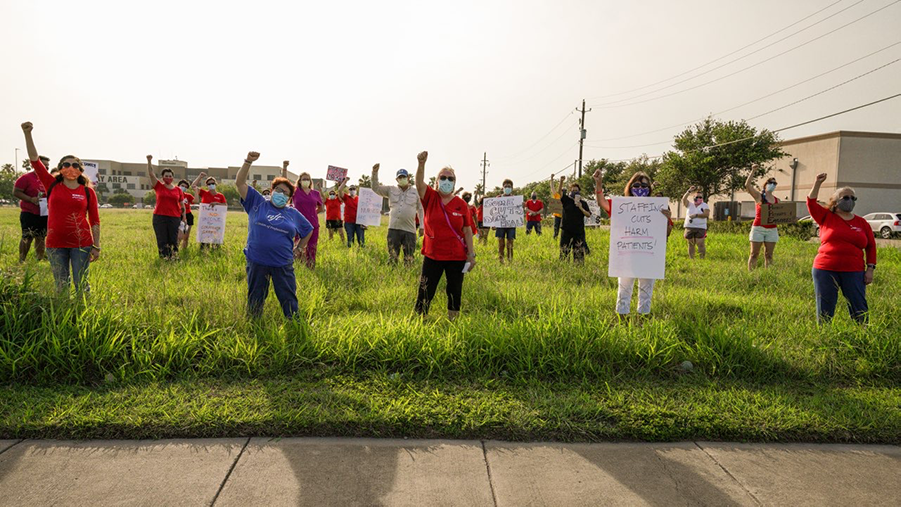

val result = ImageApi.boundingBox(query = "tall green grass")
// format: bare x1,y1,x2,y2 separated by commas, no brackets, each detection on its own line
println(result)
1,208,899,385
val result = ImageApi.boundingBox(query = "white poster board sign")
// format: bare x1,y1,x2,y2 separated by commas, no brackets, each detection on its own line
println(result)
356,188,383,227
196,203,227,244
483,195,524,228
83,161,100,185
584,199,602,226
39,198,48,216
607,197,669,280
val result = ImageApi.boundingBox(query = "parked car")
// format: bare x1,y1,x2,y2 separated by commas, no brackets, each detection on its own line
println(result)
798,215,820,237
100,203,113,208
863,212,901,239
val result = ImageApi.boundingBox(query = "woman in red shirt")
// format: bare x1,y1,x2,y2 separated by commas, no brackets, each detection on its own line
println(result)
414,151,476,320
323,187,346,243
146,155,185,260
745,164,780,270
21,122,101,293
191,172,228,250
177,179,195,252
808,173,876,324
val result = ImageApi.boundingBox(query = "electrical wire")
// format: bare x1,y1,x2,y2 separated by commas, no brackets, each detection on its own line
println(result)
492,111,575,163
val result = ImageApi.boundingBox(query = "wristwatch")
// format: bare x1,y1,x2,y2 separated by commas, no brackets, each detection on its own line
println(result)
867,264,876,270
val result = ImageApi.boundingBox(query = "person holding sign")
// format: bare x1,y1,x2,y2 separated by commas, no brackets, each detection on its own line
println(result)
414,151,476,320
291,172,324,269
807,173,876,324
372,163,424,266
13,154,52,262
236,152,313,319
191,173,228,250
745,165,780,270
557,176,591,263
323,187,346,243
336,178,364,247
681,186,710,259
177,179,195,252
549,174,563,239
596,170,672,316
496,179,517,263
147,155,185,260
21,122,101,293
525,192,544,235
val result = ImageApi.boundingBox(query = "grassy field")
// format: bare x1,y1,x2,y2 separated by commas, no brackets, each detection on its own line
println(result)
0,208,899,442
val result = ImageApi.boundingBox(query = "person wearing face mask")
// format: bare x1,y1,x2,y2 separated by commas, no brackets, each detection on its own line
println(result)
556,176,592,263
495,179,517,263
745,165,780,270
462,192,479,240
335,178,364,247
323,186,346,243
190,172,228,250
291,171,324,269
146,155,185,260
372,163,424,266
596,170,673,317
13,154,53,262
524,191,544,235
21,122,101,293
681,186,710,259
414,151,476,320
176,179,195,252
235,152,313,319
807,173,876,324
476,195,489,245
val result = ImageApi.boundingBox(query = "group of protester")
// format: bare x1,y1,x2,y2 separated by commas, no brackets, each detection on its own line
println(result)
15,121,878,324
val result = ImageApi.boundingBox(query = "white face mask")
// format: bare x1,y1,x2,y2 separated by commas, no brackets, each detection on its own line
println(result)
350,190,357,197
207,184,216,191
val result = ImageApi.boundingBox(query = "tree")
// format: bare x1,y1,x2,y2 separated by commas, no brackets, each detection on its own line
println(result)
428,176,436,188
216,184,240,206
141,190,156,207
473,183,484,197
0,163,19,202
656,117,786,200
358,174,372,188
108,191,133,206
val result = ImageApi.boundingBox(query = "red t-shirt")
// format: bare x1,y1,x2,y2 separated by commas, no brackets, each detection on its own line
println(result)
199,189,227,205
183,193,195,214
325,198,342,221
342,194,359,223
525,199,544,222
469,205,479,225
14,171,46,215
476,204,484,223
154,181,185,217
421,186,473,261
753,196,779,229
31,159,100,248
808,198,876,271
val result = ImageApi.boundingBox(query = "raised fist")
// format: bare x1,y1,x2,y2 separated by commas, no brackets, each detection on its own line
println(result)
146,155,153,162
283,160,289,167
21,122,33,133
560,175,566,182
246,151,260,163
373,163,380,172
689,185,697,191
815,173,827,183
417,151,428,163
198,171,207,178
592,169,602,180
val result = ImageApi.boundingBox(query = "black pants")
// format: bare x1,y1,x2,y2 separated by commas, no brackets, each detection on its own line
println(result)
152,214,180,258
553,216,562,238
560,229,588,262
415,257,465,314
387,228,417,264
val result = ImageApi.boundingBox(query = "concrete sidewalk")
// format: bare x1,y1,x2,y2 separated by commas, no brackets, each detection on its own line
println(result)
0,438,898,506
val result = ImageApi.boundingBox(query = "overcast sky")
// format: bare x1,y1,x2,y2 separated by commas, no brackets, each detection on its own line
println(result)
2,0,899,190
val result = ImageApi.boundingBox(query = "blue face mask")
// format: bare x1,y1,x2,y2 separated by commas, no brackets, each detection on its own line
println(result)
271,192,289,208
207,184,216,191
765,183,776,192
438,179,455,194
632,187,650,197
503,187,513,195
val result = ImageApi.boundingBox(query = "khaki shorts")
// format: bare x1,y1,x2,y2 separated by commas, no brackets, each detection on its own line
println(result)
749,226,779,243
684,227,707,240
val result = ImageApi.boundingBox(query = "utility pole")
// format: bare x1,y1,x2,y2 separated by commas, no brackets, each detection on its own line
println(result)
480,152,489,195
576,99,591,178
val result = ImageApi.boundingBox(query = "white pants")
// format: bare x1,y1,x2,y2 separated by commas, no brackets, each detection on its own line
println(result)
616,277,656,315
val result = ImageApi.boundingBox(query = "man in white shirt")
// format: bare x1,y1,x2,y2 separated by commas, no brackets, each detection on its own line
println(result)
682,186,710,259
372,163,424,266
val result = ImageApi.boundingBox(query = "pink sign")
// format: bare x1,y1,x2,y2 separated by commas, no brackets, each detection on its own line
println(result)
326,165,348,182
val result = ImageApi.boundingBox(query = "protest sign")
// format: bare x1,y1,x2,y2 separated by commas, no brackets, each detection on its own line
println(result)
82,161,99,185
39,198,48,216
760,202,799,225
584,199,602,226
326,165,348,182
546,199,563,215
483,195,524,228
197,203,226,244
356,188,383,227
607,197,670,280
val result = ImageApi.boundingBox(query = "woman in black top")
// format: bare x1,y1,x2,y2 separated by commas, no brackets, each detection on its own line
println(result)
556,175,592,263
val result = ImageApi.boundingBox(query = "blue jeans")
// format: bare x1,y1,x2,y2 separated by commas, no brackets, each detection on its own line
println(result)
47,247,92,293
345,222,365,247
812,268,868,323
246,259,298,318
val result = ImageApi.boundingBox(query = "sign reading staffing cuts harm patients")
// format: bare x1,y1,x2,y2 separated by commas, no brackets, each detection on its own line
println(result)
197,203,227,244
608,197,670,280
483,195,524,228
326,165,348,182
355,188,383,227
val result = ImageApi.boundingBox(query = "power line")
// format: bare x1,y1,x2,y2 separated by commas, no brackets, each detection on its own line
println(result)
493,111,575,162
492,119,579,167
585,54,901,149
587,0,900,110
588,40,901,143
587,0,845,101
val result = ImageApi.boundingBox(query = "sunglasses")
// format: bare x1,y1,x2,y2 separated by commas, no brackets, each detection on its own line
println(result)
841,195,858,202
61,162,83,170
631,183,650,189
439,176,455,182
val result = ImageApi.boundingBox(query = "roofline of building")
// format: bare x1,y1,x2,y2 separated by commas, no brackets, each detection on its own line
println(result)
780,130,901,145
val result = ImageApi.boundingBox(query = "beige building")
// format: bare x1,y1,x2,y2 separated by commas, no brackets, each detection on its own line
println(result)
690,131,901,220
84,158,298,203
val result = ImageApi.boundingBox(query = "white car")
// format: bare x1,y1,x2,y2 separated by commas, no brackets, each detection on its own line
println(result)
100,203,113,208
863,212,901,239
